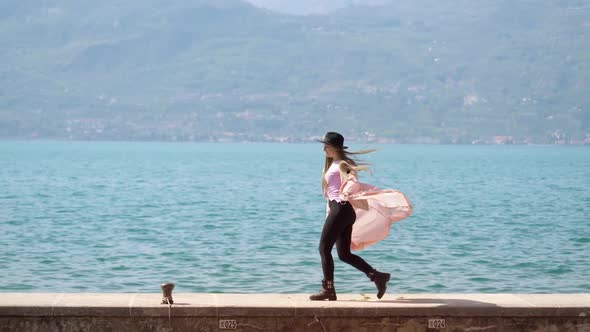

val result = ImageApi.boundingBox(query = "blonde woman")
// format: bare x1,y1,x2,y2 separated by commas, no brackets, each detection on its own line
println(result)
310,132,413,301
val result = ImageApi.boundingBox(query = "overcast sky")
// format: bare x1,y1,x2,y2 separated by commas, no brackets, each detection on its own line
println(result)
243,0,390,15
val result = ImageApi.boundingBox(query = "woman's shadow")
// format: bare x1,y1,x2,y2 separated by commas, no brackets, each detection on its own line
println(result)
377,296,499,307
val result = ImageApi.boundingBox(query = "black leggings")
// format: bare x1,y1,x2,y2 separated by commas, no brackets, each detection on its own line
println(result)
319,200,374,281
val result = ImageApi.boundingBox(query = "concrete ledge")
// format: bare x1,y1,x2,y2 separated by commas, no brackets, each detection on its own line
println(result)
1,293,589,331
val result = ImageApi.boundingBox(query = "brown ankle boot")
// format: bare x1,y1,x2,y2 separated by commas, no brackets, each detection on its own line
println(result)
309,280,337,301
368,269,390,299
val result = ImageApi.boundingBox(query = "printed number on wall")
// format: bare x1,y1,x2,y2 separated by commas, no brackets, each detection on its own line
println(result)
219,319,237,330
428,318,446,329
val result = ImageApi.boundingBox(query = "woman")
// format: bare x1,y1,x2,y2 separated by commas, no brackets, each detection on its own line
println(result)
310,132,413,301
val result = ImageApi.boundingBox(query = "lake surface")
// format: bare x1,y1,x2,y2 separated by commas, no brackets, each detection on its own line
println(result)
1,141,588,294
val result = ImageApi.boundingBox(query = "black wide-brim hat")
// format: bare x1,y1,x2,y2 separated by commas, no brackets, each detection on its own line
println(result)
315,131,348,149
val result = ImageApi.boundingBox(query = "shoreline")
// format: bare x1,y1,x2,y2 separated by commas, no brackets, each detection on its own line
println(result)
1,138,589,146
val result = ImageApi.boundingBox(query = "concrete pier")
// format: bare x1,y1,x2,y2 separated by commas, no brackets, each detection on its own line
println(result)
1,293,589,331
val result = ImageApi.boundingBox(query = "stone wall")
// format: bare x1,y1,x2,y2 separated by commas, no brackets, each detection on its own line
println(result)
1,293,588,332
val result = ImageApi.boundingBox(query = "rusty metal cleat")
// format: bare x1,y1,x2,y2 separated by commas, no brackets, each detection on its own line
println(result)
160,282,175,304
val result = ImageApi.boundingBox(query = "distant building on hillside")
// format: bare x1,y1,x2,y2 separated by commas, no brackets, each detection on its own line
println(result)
494,136,514,144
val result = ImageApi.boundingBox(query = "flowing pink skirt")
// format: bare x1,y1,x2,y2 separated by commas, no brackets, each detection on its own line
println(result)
340,180,413,251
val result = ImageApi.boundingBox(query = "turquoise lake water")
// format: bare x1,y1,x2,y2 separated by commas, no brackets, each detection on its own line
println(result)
0,141,588,294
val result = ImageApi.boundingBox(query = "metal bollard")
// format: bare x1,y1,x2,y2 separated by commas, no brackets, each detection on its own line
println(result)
161,282,175,304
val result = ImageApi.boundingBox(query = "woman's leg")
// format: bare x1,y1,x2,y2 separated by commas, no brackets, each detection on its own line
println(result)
318,204,342,281
336,202,391,299
311,202,344,301
336,220,374,274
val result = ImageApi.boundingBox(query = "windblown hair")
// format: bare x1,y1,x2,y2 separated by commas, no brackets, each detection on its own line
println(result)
322,147,376,193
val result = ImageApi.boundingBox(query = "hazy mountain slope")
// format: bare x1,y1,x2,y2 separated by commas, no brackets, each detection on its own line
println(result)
1,0,588,142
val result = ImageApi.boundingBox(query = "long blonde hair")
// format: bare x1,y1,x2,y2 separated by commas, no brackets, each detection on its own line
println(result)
322,147,376,193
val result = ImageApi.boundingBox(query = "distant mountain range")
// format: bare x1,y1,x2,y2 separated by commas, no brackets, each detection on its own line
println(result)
1,0,589,143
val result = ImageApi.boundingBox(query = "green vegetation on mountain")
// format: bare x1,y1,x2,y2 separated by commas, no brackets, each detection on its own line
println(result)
1,0,588,143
